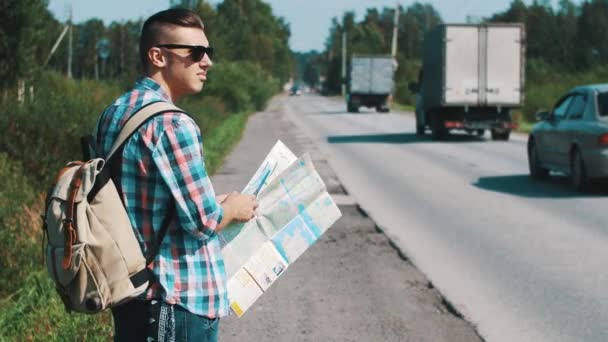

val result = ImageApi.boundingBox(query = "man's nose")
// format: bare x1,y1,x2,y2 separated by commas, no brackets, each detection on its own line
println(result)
201,54,212,68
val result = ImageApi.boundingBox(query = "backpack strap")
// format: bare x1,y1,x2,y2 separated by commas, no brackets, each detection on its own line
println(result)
87,101,187,202
106,101,184,160
129,202,176,289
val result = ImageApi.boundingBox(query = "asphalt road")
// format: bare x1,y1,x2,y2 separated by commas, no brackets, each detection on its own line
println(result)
213,96,482,342
281,94,608,342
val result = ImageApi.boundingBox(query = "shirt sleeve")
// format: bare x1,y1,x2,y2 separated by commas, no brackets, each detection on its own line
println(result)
151,114,223,241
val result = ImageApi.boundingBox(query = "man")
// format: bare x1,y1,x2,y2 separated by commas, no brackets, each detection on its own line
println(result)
95,8,257,341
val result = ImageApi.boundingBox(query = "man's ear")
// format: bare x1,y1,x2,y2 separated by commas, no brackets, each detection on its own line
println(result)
148,47,167,68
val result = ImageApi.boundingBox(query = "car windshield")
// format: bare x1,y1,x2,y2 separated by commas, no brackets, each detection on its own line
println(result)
598,92,608,117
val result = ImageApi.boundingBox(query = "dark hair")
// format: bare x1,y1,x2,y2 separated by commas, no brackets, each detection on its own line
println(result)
139,8,205,73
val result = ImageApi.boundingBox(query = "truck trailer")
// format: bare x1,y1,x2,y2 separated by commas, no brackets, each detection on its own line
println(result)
347,55,395,113
410,23,525,140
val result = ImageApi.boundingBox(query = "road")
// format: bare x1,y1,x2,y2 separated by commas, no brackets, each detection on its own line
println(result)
281,94,608,342
215,96,482,341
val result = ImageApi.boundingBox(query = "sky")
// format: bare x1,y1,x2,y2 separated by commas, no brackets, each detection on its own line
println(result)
48,0,581,52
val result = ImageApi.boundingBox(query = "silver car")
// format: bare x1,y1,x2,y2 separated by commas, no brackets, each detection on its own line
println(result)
528,84,608,191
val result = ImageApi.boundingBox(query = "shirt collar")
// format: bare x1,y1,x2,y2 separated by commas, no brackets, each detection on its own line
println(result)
135,77,173,103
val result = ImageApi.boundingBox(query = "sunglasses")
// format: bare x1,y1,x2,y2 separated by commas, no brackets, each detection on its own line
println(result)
155,44,214,62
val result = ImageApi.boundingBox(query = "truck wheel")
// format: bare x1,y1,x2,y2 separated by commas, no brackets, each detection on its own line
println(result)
491,129,510,141
431,126,447,140
347,102,358,113
415,109,425,135
430,113,447,140
416,123,425,135
416,114,425,135
376,105,390,113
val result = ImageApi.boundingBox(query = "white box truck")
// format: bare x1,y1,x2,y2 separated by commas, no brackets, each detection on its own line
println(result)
409,23,525,140
347,55,394,113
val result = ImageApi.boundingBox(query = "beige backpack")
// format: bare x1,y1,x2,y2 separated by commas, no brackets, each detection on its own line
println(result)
43,102,182,313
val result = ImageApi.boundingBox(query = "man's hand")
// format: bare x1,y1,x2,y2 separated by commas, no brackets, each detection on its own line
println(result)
216,193,231,204
217,192,258,231
224,192,258,221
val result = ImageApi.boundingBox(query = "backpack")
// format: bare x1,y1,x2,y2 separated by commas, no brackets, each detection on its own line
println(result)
42,101,184,314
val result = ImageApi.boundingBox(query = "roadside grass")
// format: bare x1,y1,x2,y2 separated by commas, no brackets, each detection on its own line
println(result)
0,153,40,298
202,111,250,175
0,271,113,341
391,102,415,113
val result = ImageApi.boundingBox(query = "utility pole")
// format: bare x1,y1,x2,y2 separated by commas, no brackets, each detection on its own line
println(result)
391,2,399,59
120,24,125,75
67,5,73,79
341,30,346,96
44,25,69,67
43,5,73,77
94,43,99,80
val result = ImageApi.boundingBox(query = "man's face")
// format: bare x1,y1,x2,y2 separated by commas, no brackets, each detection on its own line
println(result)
157,25,212,98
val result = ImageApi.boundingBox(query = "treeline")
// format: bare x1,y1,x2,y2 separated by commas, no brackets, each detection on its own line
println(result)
310,0,608,119
488,0,608,70
312,3,442,103
0,0,293,91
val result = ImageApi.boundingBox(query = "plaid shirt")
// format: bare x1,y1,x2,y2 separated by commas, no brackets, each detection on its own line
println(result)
95,77,228,317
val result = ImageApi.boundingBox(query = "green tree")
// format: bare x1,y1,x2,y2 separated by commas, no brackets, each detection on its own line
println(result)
578,0,608,67
320,3,441,96
106,20,142,81
213,0,292,83
0,0,59,89
73,19,106,79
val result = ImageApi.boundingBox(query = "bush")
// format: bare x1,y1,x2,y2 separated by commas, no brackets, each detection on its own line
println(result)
0,153,40,297
0,271,112,341
204,61,279,113
393,58,421,105
0,72,120,188
522,59,608,123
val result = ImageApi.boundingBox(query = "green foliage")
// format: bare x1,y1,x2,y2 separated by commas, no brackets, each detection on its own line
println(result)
0,271,112,341
393,58,421,105
203,112,250,175
1,1,294,91
0,154,38,297
0,71,120,188
210,0,294,84
521,59,608,123
488,0,608,70
317,3,442,96
203,61,279,113
0,0,60,87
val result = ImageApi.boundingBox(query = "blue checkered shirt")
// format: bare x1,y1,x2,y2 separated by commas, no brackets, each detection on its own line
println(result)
95,77,228,317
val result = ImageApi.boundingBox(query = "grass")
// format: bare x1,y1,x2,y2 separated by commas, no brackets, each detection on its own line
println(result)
0,272,113,342
203,111,250,175
391,102,415,113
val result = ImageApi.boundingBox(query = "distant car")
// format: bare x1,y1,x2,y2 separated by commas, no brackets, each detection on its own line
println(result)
528,84,608,191
289,86,301,96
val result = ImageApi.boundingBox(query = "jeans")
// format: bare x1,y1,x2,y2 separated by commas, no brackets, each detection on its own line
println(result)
112,299,220,342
